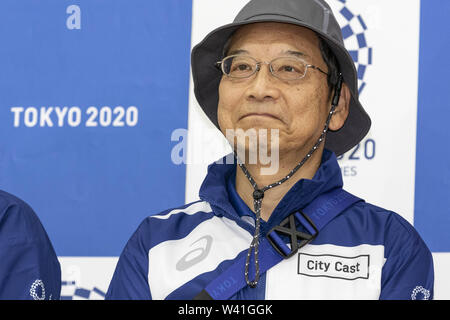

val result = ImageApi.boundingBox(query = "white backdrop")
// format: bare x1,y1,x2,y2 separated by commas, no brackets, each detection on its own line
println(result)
185,0,449,299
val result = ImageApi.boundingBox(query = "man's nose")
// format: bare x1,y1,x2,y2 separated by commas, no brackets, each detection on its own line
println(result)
245,64,281,102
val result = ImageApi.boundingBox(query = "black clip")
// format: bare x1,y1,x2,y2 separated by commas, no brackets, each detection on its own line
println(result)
267,211,318,259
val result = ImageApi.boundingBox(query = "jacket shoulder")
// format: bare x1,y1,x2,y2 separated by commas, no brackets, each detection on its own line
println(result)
347,200,431,257
351,201,418,235
148,200,213,221
123,200,215,254
0,189,37,220
0,190,48,245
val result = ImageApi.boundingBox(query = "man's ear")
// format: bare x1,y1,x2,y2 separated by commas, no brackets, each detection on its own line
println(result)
328,82,350,131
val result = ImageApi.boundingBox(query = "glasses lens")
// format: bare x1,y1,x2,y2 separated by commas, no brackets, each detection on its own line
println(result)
271,57,307,80
222,56,256,78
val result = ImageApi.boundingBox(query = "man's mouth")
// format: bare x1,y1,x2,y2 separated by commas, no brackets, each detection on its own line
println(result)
239,113,282,122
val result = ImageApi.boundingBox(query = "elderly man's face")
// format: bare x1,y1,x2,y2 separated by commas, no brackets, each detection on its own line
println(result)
218,22,341,157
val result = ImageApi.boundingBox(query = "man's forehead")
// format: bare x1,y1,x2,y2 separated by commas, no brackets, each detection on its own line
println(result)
227,22,320,60
227,22,320,54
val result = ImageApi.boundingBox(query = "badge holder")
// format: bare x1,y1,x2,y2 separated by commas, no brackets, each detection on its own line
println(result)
267,211,318,259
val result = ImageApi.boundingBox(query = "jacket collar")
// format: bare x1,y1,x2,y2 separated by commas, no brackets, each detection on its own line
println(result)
198,149,343,233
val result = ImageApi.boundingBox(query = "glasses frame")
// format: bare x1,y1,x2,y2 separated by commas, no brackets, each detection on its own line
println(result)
216,55,329,81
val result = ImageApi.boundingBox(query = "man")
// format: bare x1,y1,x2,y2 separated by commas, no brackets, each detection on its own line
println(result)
0,190,61,300
106,0,434,300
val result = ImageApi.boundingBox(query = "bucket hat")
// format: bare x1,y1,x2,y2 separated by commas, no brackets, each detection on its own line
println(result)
191,0,371,156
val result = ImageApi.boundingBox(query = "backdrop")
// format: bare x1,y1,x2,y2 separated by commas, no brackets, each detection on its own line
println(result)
0,0,448,299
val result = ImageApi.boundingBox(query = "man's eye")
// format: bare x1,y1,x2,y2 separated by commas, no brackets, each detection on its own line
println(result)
280,65,297,72
233,63,252,71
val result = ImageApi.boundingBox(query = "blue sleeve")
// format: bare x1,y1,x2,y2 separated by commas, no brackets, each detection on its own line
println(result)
106,219,152,300
0,199,61,300
379,214,434,300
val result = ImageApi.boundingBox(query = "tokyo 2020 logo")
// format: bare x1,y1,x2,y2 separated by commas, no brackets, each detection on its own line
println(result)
333,0,373,95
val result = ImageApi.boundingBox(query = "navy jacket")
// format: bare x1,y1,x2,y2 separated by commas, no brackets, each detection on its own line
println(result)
0,190,61,300
106,149,434,300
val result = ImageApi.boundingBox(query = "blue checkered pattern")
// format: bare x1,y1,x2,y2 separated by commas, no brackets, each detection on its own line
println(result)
61,281,106,300
337,0,373,94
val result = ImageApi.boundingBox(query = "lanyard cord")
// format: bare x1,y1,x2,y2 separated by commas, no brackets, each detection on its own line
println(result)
238,75,343,288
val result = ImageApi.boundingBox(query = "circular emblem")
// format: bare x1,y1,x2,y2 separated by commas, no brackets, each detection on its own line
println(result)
30,279,46,300
411,286,431,300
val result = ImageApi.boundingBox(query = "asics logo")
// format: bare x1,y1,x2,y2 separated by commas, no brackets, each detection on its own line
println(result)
176,235,213,271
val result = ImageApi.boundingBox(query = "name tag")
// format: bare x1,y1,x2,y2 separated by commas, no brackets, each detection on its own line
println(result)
298,253,370,280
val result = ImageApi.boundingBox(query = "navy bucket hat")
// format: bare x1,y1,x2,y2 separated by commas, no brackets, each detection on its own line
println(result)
191,0,371,156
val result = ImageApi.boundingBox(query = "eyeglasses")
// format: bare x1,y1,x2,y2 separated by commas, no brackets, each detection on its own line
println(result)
216,55,328,81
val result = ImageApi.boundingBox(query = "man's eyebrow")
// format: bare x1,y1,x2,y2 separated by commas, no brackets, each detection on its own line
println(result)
284,50,310,58
227,49,250,56
226,49,310,59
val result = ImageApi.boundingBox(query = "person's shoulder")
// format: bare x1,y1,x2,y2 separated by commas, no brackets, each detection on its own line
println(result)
0,189,36,214
0,189,46,244
351,201,417,235
0,189,41,225
146,200,213,221
124,200,216,252
349,200,431,256
139,200,214,229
